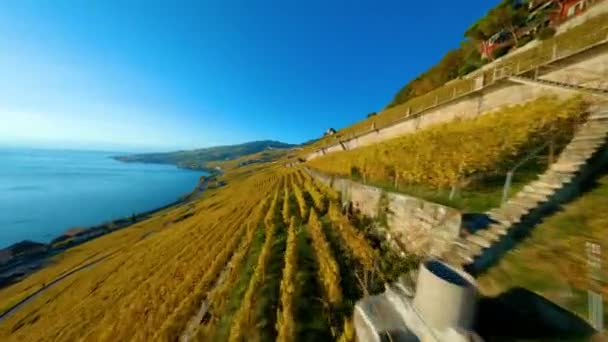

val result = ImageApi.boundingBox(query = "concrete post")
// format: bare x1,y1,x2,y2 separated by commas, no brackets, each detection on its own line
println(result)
552,41,558,60
413,260,477,332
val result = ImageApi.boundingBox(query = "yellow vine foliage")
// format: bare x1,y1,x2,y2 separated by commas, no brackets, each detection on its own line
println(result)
228,219,278,341
308,210,342,305
304,178,327,214
292,176,310,223
282,186,292,225
276,217,298,342
328,202,377,270
308,96,587,188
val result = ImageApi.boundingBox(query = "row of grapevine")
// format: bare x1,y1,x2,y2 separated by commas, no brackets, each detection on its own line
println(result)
264,188,282,228
292,177,310,223
303,178,327,214
93,201,255,341
328,202,377,270
189,197,271,340
228,188,284,341
276,217,298,342
154,213,251,340
134,211,250,339
282,186,293,225
307,210,342,306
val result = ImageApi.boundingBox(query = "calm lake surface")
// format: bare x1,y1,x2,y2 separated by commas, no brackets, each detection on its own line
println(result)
0,148,203,248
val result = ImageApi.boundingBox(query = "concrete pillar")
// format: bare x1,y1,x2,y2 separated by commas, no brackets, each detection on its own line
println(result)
413,259,477,332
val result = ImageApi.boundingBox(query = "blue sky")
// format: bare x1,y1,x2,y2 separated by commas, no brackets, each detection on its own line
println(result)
0,0,495,152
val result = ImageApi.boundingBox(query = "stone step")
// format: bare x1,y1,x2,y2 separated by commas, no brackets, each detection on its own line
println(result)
541,170,574,183
572,135,607,142
566,140,604,150
516,190,548,202
580,120,608,128
456,242,483,258
451,251,472,266
508,195,539,207
551,163,582,173
500,203,528,217
477,229,502,243
493,209,523,224
533,179,563,190
466,234,492,248
491,205,524,217
505,200,535,214
507,199,538,218
489,223,509,236
578,126,608,135
555,155,588,166
487,211,512,225
559,148,594,158
562,146,598,157
523,184,554,196
590,112,608,120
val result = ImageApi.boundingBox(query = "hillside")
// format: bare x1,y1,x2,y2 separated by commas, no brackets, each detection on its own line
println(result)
0,164,417,341
114,140,296,170
1,1,606,339
307,96,587,211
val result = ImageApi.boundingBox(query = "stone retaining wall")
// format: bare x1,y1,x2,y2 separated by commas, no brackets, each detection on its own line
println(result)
307,168,461,257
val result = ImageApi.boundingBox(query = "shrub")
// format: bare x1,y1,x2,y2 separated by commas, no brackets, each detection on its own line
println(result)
516,34,534,47
492,44,512,60
537,27,556,40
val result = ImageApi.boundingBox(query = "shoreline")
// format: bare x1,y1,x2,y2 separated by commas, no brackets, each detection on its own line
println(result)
111,155,223,176
0,172,213,290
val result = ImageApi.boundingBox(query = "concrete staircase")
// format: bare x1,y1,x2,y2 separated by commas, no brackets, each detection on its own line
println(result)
509,75,608,96
444,104,608,273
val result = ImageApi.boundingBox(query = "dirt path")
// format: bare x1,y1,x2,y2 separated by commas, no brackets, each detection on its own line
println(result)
0,250,118,322
180,258,233,342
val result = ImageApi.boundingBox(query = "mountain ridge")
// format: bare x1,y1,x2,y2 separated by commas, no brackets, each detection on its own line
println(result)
114,140,296,171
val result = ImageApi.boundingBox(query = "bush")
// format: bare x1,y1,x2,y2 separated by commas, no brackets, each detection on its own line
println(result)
516,34,534,47
458,62,481,77
537,27,556,40
492,45,512,60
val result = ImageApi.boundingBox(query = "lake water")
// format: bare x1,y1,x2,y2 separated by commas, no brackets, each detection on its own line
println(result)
0,148,204,248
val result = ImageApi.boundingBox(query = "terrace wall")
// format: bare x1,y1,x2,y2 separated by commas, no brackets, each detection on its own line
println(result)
307,168,461,257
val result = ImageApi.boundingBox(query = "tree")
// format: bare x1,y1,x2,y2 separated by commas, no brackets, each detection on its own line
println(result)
465,21,489,41
483,3,528,45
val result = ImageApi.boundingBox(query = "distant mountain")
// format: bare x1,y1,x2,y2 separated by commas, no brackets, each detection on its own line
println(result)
114,140,296,171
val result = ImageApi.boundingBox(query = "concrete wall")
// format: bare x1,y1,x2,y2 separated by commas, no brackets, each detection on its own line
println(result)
540,44,608,89
306,168,461,257
306,81,580,160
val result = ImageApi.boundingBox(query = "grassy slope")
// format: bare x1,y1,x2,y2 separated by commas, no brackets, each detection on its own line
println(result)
477,175,608,323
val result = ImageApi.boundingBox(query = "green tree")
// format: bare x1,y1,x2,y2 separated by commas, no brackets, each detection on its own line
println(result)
465,21,489,41
483,3,528,45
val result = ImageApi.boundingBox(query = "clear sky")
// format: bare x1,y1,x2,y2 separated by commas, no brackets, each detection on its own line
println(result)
0,0,495,152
